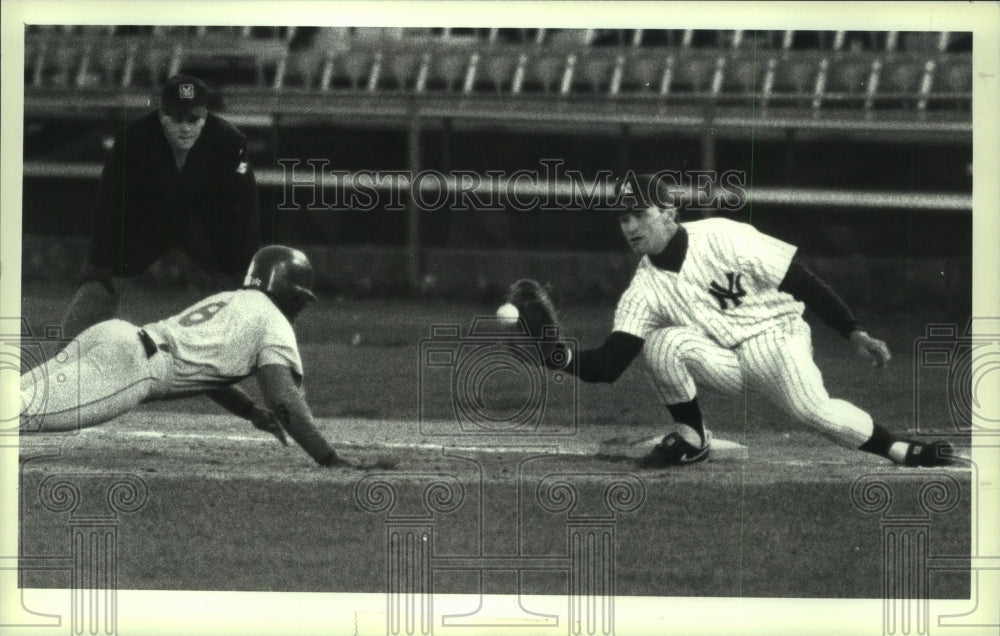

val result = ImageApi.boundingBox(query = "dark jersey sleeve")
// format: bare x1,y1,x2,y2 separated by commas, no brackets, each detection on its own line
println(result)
568,331,645,383
778,261,862,338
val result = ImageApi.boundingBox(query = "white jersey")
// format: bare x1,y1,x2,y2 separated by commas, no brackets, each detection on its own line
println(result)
614,218,804,348
142,289,303,392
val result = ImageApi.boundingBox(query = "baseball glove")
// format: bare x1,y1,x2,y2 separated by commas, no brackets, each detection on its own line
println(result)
505,279,571,370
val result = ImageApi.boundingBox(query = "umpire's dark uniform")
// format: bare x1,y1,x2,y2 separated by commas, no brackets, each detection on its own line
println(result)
87,110,258,278
62,74,260,339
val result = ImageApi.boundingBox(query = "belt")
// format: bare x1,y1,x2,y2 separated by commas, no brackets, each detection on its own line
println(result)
138,329,170,358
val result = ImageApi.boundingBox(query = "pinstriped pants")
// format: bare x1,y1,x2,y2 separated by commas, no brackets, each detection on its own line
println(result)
642,317,874,449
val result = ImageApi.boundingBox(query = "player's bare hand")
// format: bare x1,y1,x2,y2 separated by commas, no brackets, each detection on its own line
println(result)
849,330,891,368
250,406,289,445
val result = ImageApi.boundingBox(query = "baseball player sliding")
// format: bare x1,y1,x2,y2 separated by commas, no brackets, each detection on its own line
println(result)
508,173,957,468
20,246,346,468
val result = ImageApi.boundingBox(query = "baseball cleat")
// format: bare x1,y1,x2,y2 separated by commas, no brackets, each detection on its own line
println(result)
638,431,711,468
904,440,960,467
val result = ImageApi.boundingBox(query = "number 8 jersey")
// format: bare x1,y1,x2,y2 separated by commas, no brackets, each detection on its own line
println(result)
142,288,303,392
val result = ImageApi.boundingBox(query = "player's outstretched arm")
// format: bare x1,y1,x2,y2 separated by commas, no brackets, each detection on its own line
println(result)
559,332,645,383
502,279,645,382
255,364,348,467
778,261,891,367
205,385,288,445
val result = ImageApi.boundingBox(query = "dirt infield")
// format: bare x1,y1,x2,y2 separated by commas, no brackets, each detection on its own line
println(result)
15,285,974,599
19,412,972,598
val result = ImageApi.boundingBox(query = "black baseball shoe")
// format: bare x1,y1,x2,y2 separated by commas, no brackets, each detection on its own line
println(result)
639,431,711,468
904,440,960,467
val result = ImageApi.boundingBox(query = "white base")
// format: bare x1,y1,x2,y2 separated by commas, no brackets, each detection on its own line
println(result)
595,433,749,462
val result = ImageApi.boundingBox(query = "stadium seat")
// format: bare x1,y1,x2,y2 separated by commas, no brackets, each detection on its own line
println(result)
20,27,974,119
619,53,665,95
931,55,972,110
427,51,469,92
546,29,594,48
522,54,565,94
721,55,763,95
768,54,820,105
576,51,615,94
24,37,43,87
44,38,83,88
817,54,876,109
885,58,923,94
826,55,872,95
93,41,121,87
339,49,375,89
138,42,175,88
376,50,420,90
938,57,972,93
483,54,518,93
286,48,324,89
671,51,719,93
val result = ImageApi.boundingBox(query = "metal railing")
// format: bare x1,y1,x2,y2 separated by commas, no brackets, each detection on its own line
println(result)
20,161,972,212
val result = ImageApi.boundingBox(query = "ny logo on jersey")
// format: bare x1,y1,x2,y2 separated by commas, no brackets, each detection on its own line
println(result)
708,272,746,310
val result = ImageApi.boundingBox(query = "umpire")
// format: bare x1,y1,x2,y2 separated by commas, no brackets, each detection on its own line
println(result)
61,74,260,339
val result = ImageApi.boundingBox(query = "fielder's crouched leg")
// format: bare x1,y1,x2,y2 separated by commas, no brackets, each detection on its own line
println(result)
643,327,745,406
639,327,745,466
739,322,877,451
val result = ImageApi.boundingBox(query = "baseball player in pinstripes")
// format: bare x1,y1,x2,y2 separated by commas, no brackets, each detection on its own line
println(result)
555,173,957,468
20,246,347,468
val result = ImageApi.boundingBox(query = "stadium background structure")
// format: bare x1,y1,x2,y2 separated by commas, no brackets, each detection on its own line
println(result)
22,26,971,312
11,23,986,630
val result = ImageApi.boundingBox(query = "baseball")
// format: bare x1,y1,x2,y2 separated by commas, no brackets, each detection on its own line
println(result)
496,302,519,326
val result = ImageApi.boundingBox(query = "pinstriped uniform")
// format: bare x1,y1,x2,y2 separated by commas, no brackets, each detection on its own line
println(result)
614,218,874,449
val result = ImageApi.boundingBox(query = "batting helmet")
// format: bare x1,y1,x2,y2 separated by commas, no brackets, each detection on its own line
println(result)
243,245,317,317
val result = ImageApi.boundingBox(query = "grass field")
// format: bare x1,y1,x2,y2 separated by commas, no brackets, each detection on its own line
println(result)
15,282,974,600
